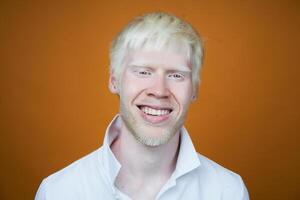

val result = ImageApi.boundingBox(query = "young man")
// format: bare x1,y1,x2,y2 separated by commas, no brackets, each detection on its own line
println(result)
35,12,249,200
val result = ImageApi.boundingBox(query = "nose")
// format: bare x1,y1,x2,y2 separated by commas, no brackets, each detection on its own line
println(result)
146,75,170,99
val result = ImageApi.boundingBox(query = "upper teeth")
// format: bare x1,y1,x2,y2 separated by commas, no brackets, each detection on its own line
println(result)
141,106,170,116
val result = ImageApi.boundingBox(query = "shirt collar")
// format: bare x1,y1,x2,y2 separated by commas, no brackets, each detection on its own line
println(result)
102,115,122,185
101,115,201,185
172,126,201,179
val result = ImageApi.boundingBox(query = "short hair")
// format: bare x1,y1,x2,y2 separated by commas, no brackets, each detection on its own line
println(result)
110,12,204,87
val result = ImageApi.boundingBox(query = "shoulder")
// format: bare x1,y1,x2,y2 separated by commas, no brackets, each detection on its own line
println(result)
196,153,242,187
45,148,101,185
195,153,249,200
35,148,112,200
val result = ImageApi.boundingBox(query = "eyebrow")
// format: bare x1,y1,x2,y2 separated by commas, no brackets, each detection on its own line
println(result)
128,64,151,69
128,64,191,73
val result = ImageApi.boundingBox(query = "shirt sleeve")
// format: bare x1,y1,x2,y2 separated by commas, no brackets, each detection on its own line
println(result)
35,179,47,200
239,176,250,200
222,173,250,200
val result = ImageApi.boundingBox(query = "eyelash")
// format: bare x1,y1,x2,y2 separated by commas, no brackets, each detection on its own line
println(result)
133,69,185,81
168,73,184,80
135,70,152,77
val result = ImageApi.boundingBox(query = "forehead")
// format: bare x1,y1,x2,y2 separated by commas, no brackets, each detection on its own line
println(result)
124,43,191,71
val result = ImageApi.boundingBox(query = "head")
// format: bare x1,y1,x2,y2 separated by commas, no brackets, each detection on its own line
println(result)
109,12,204,147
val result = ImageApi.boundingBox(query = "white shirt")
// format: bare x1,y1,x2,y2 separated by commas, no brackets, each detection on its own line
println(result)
35,115,249,200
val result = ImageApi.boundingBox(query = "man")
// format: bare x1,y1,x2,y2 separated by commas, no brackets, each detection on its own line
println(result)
35,12,249,200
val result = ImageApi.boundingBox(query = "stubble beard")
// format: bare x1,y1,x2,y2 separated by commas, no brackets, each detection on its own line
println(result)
119,101,188,147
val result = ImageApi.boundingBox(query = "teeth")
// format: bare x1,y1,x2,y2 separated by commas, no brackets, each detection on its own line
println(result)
141,106,170,116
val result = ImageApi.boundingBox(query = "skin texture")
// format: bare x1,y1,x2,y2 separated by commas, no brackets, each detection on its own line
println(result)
109,45,198,199
110,47,196,147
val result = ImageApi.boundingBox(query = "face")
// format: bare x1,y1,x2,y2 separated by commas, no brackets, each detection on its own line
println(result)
110,46,196,147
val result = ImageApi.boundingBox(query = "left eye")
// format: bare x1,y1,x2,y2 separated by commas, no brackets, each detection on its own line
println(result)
168,73,184,80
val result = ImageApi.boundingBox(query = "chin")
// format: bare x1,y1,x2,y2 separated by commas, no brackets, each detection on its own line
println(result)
130,124,179,147
120,103,186,147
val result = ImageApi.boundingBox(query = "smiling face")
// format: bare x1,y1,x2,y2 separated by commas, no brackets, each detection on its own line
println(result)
109,45,197,147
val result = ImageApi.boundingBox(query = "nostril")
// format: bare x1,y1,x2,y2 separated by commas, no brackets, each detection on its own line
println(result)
144,78,170,98
146,88,170,99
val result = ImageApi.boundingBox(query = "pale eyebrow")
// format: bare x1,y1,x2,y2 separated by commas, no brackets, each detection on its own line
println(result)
167,65,192,73
128,64,191,73
128,64,151,69
167,69,191,74
178,64,192,72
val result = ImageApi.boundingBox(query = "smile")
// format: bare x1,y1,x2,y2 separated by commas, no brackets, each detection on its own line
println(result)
137,105,173,124
140,106,171,116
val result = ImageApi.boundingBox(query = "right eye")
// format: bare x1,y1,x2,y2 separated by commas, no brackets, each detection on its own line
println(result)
135,70,152,77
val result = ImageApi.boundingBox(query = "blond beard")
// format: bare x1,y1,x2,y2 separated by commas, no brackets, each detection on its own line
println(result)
119,102,188,147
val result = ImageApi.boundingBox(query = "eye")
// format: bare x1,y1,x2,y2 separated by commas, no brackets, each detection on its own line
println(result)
168,73,184,81
139,71,151,75
134,69,152,77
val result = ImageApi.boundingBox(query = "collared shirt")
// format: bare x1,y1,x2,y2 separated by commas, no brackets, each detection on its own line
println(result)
35,115,249,200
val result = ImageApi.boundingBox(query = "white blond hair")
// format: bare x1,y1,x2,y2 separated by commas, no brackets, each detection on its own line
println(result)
110,12,204,87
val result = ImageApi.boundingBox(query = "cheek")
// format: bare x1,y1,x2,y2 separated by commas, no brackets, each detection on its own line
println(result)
169,82,193,105
120,74,149,100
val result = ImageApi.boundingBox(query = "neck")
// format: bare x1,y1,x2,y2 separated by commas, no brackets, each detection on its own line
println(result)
111,120,180,178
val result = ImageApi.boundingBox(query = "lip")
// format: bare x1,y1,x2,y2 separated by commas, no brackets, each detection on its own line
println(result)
136,104,173,111
136,104,173,124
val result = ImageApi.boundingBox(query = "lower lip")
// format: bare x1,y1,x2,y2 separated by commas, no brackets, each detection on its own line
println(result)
140,109,171,124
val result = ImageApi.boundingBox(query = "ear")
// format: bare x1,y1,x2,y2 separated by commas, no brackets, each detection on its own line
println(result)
109,73,118,94
191,83,199,102
191,93,198,102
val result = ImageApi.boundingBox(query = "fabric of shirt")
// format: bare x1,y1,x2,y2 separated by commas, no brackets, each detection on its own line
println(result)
35,115,249,200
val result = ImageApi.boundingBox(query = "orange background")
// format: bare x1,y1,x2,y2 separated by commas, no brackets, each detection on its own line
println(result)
1,1,299,199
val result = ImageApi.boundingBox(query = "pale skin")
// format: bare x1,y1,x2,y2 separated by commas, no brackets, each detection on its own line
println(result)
109,46,197,200
111,121,180,200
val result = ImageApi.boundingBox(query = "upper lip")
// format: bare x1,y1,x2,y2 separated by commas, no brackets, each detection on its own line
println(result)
136,104,173,111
